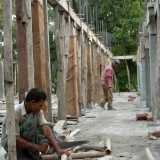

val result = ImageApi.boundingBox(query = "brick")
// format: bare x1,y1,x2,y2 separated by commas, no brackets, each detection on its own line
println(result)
136,113,148,120
146,115,154,121
150,131,160,138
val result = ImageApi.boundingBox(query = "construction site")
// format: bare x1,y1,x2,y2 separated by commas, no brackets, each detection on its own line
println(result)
0,0,160,160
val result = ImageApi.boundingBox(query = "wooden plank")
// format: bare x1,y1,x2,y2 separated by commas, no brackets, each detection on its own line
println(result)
3,0,17,159
112,55,135,60
69,129,81,137
32,0,49,118
66,35,79,116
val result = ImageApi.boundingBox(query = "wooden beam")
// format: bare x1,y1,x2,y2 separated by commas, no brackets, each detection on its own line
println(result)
48,0,107,53
112,55,135,60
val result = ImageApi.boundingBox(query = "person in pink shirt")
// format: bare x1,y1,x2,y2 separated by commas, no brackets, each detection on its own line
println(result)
99,60,120,110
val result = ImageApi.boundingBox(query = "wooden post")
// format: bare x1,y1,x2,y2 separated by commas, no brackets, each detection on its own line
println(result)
66,35,79,116
25,0,35,90
92,43,98,103
96,48,103,100
65,19,79,116
16,0,29,102
77,30,82,107
54,6,67,121
43,0,52,122
3,0,17,159
125,60,131,92
81,35,88,109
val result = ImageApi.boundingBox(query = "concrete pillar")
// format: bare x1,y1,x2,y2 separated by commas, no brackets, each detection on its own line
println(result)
148,3,157,114
144,48,151,109
0,61,5,100
139,38,146,100
155,1,160,119
138,59,145,101
143,23,151,109
137,63,140,94
141,57,146,100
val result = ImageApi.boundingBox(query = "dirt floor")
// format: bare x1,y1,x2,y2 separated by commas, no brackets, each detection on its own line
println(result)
61,92,160,160
1,92,160,159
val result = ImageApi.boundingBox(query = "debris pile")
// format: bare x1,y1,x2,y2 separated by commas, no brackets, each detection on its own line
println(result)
41,120,112,160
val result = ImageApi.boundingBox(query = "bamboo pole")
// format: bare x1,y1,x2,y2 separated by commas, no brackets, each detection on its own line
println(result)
105,139,111,155
3,0,17,159
42,151,106,160
61,154,68,160
71,151,106,159
78,145,107,152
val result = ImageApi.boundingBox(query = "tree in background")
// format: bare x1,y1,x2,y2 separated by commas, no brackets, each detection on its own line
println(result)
89,0,145,91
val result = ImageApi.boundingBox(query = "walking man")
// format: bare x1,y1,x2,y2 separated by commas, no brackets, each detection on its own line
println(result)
99,60,120,110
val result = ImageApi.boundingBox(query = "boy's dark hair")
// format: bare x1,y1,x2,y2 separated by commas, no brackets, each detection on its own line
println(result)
25,88,47,102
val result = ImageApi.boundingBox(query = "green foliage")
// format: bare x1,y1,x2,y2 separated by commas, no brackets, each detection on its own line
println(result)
90,0,144,91
115,60,137,91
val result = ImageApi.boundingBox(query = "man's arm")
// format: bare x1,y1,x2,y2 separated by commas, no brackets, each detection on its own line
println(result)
41,125,69,155
16,135,48,153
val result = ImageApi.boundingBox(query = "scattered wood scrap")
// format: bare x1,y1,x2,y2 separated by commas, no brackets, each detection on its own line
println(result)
145,147,155,160
54,120,66,135
65,129,81,142
41,138,112,160
69,129,81,137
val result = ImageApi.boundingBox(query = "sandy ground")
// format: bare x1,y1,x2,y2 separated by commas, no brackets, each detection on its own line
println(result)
66,92,160,160
1,92,160,159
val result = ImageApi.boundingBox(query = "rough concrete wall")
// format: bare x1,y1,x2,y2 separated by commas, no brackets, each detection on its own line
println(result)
0,61,5,100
